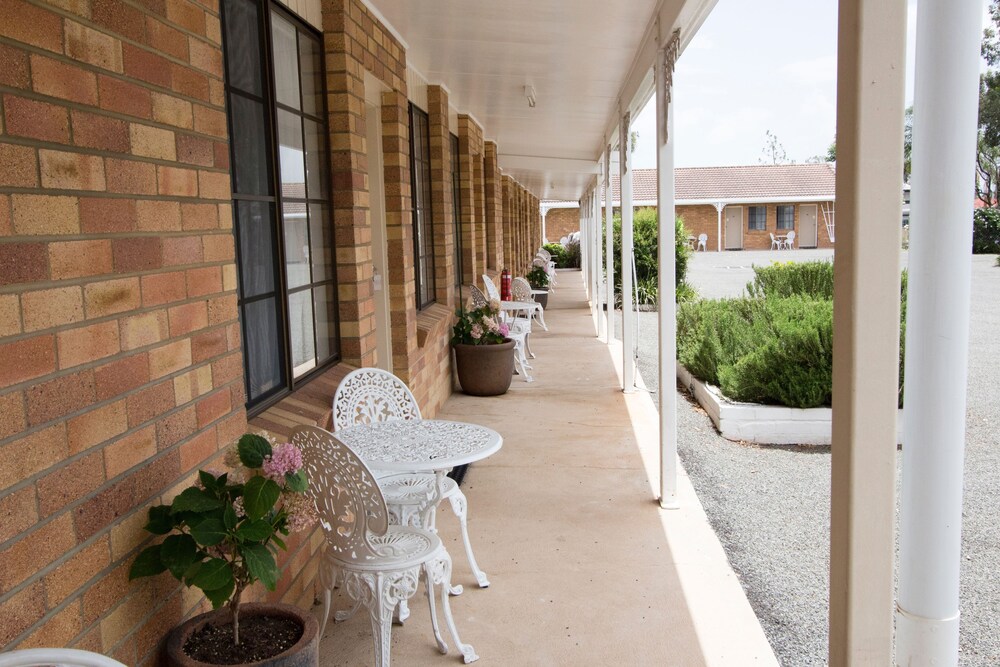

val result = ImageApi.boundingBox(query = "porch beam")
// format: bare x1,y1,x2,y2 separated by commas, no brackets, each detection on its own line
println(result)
605,144,615,347
828,0,906,664
621,109,636,392
896,1,982,663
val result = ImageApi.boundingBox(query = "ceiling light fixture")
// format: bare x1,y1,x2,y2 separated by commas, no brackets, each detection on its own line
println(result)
524,85,536,108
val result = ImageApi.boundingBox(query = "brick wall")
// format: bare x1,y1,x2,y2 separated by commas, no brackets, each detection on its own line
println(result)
545,207,579,244
677,202,834,251
0,1,253,662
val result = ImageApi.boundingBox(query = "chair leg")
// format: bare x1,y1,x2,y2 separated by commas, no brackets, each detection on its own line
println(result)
423,561,449,654
525,333,536,359
345,569,420,667
429,553,479,664
320,588,331,638
448,488,490,588
535,308,548,331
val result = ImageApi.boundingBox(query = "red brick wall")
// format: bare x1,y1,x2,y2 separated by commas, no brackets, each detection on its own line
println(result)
677,202,834,251
545,207,579,244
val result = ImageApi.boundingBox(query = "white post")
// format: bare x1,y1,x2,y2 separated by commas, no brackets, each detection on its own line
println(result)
896,1,982,664
605,144,615,348
581,195,589,298
593,186,603,339
541,207,548,244
714,202,724,252
621,111,636,392
657,31,680,509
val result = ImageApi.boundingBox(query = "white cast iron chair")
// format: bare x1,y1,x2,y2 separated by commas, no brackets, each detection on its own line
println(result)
512,276,547,332
536,248,557,287
470,285,532,381
769,232,780,250
0,649,127,667
293,425,478,665
332,369,491,591
782,230,796,249
697,233,708,252
480,277,536,360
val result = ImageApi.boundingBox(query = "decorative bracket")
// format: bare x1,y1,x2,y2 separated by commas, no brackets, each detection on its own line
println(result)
661,29,681,144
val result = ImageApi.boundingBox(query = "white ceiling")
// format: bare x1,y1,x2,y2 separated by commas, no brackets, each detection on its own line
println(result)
367,0,689,201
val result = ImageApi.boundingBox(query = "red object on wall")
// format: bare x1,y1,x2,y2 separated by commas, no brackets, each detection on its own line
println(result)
500,268,512,301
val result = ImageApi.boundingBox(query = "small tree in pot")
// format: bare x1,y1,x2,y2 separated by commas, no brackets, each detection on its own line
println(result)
129,433,319,666
525,266,550,308
452,299,516,396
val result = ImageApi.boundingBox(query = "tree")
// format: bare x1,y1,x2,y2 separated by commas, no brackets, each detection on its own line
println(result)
759,130,790,165
978,1,1000,206
903,106,913,182
825,139,836,163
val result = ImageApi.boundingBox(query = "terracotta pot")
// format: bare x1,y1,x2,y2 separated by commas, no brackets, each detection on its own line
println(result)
454,340,515,396
166,602,319,667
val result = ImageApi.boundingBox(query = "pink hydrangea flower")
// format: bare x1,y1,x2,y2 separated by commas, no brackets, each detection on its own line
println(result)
283,493,317,532
262,442,303,482
470,323,483,340
499,322,510,337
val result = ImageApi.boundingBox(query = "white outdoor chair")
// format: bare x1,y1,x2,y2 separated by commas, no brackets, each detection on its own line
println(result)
782,230,796,249
293,425,477,665
470,285,532,381
481,277,536,361
0,650,127,667
536,249,557,286
697,233,708,252
332,369,491,593
512,276,547,332
770,232,781,250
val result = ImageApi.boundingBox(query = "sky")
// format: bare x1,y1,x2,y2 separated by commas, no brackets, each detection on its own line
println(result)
631,0,990,169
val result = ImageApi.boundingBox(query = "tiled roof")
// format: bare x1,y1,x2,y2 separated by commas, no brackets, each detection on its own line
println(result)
546,163,838,206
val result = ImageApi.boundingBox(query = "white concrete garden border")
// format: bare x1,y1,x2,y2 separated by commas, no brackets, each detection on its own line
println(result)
677,364,904,446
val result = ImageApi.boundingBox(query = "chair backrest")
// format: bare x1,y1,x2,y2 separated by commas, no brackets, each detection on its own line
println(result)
469,285,489,308
769,232,776,241
292,426,389,564
512,277,533,302
481,276,501,301
0,649,127,667
698,233,708,241
537,248,551,261
786,230,796,242
531,257,546,269
332,368,421,431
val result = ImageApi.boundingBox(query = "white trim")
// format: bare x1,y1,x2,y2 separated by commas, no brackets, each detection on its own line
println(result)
357,0,409,50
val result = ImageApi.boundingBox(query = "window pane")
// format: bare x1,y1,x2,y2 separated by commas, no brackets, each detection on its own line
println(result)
243,297,284,401
270,12,301,110
283,206,309,289
309,204,332,283
222,0,262,96
313,284,336,364
235,200,275,298
299,35,323,116
229,94,270,195
304,119,328,198
288,289,316,376
277,109,305,193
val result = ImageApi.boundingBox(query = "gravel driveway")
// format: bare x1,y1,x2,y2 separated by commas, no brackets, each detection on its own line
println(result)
614,249,1000,666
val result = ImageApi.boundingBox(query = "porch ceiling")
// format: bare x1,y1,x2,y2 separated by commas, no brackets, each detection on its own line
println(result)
365,0,709,202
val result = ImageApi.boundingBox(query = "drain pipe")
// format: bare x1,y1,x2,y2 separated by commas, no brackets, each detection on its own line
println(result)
896,0,982,663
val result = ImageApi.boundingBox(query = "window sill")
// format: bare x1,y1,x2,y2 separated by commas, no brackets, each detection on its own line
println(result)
416,303,453,349
248,362,356,438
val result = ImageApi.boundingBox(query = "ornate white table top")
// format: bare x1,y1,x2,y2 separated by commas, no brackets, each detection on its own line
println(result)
335,419,503,472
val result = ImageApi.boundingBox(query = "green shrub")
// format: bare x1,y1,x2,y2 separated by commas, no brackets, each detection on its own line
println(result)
973,207,1000,254
747,260,835,299
562,239,581,268
543,242,567,267
610,208,693,305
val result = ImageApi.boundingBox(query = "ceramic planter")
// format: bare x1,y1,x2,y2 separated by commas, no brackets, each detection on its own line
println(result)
533,289,549,309
165,602,319,667
454,340,515,396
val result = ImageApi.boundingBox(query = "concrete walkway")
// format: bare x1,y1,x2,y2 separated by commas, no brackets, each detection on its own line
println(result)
318,271,776,666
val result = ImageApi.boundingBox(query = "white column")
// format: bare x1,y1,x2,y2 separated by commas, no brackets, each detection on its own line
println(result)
541,208,548,244
657,32,680,509
621,112,636,392
896,1,982,664
580,196,589,297
714,202,724,252
828,0,907,663
593,186,603,338
605,144,615,347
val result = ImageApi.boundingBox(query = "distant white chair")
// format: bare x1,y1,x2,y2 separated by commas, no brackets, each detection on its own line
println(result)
782,230,796,249
770,232,781,250
697,233,708,252
512,277,547,332
0,649,127,667
470,284,532,381
294,425,478,665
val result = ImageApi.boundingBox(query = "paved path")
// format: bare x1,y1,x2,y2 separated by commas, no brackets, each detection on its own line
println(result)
617,249,1000,665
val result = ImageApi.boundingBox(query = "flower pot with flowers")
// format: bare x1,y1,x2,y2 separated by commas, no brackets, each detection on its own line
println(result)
129,433,320,666
525,266,550,308
452,299,515,396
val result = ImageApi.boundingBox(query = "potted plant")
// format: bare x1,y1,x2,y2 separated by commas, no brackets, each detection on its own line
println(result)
452,299,515,396
525,265,550,308
129,433,320,666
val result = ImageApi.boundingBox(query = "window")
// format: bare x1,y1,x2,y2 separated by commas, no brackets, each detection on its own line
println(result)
776,205,795,230
748,206,767,231
450,133,463,288
221,0,338,411
409,104,435,309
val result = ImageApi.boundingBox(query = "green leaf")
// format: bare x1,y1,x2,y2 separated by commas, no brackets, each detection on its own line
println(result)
223,504,237,531
199,470,221,491
242,476,280,520
191,518,228,547
144,505,175,535
284,470,307,492
160,534,198,579
243,544,277,591
190,557,233,591
129,545,166,580
171,487,224,514
235,519,272,542
203,577,235,609
270,534,286,551
238,434,272,468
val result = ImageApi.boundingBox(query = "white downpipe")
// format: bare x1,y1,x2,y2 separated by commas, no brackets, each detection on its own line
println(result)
896,1,981,664
657,42,679,509
621,121,636,393
714,202,724,252
605,146,615,348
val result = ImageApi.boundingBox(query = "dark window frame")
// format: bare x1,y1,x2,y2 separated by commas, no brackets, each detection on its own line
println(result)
409,103,436,310
776,205,795,231
220,0,340,416
747,205,767,231
450,133,463,289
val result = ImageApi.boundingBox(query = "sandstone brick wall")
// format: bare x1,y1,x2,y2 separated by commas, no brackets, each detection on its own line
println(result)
545,207,579,244
677,202,834,251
